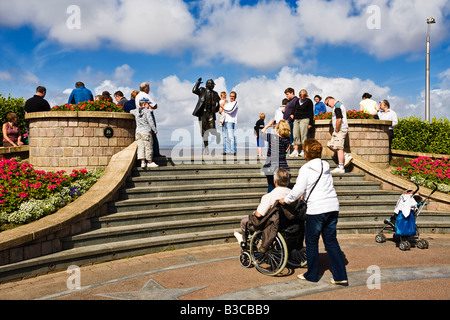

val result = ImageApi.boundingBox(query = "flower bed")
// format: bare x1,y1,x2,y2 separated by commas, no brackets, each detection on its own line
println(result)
314,110,375,120
391,156,450,194
52,100,125,112
0,157,103,230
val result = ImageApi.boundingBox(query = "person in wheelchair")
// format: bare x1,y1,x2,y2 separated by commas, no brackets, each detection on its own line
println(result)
235,168,306,266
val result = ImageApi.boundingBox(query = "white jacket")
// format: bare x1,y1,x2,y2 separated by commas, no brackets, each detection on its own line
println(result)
284,158,339,215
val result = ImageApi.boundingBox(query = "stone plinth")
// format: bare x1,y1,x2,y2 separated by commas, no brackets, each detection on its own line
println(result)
313,119,392,168
26,111,135,172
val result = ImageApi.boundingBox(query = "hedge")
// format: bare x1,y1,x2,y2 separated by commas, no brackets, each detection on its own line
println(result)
392,116,450,155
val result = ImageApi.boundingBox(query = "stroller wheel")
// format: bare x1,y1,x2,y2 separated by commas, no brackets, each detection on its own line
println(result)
399,241,411,251
375,233,386,243
239,251,253,268
417,239,429,249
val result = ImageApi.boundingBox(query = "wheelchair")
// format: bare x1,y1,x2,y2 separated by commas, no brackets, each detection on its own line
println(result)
238,203,306,276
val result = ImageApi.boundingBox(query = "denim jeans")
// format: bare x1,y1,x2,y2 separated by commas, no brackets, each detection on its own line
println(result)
304,211,348,282
223,122,236,154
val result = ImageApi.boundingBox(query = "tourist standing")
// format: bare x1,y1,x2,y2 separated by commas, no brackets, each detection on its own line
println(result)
254,113,265,157
359,93,378,119
377,100,398,147
136,82,164,158
24,86,51,113
283,88,298,148
280,138,348,285
260,119,291,193
130,97,158,168
324,96,353,174
123,90,139,113
290,89,314,157
68,82,94,104
313,95,327,116
114,91,129,107
222,91,238,155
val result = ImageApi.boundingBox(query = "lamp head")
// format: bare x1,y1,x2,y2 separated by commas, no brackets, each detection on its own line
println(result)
427,17,436,24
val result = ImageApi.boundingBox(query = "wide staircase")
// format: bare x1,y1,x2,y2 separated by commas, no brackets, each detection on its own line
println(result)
61,157,447,256
1,156,449,282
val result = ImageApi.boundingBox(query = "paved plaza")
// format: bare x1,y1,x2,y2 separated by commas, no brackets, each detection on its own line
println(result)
0,234,448,304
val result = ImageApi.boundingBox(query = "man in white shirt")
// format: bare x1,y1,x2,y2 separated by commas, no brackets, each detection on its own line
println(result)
235,168,291,242
377,100,398,147
221,91,239,155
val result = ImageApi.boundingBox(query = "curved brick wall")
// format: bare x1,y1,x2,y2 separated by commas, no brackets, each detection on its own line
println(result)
26,111,136,172
313,119,392,168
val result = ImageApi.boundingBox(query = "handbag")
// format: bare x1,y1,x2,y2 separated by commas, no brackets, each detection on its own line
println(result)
294,161,323,219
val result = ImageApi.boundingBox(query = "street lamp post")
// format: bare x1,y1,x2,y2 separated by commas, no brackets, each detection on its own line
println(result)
425,17,436,123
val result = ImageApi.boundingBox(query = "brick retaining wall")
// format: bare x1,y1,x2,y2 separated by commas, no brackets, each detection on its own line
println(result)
26,111,135,172
313,119,392,168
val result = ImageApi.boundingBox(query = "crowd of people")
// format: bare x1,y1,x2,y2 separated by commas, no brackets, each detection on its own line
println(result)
253,88,399,175
2,82,166,168
2,80,401,288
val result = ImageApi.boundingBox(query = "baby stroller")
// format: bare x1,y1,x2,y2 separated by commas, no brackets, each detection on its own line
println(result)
238,201,306,276
375,183,438,251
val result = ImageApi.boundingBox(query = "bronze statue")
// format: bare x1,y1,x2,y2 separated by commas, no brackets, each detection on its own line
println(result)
192,78,221,153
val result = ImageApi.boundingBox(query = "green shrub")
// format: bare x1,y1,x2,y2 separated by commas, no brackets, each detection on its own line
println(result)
0,94,26,142
392,116,450,154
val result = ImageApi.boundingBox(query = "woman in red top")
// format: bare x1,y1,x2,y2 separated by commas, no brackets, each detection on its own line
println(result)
2,112,23,147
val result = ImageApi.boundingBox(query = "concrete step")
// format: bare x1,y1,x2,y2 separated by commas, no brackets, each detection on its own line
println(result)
126,172,368,188
63,210,450,249
0,229,236,283
119,183,397,200
63,216,244,249
95,203,257,227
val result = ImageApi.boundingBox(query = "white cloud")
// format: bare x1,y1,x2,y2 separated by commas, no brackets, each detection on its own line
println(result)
296,0,450,59
194,0,303,69
1,0,448,69
0,0,196,53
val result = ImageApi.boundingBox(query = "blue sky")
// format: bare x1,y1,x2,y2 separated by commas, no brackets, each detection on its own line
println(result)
1,0,449,147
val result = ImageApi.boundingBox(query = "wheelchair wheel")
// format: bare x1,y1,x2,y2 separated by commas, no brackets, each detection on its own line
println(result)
249,231,288,276
239,251,253,268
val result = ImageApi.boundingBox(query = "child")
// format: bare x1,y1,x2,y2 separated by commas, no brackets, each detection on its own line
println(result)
254,113,265,156
218,91,228,127
274,98,288,125
130,97,159,168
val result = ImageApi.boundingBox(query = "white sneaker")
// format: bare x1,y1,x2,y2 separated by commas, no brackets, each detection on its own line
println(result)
147,162,159,168
141,162,146,168
289,150,299,157
234,230,244,244
344,154,353,167
299,150,304,157
331,167,345,174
